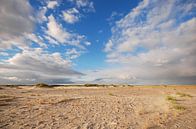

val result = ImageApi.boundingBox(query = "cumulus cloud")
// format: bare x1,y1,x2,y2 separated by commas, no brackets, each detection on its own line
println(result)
0,0,47,51
63,8,80,24
25,33,47,48
0,0,89,84
45,14,91,48
0,52,9,56
37,7,47,23
103,0,196,84
104,40,113,52
47,1,58,9
44,35,58,45
0,48,83,84
0,0,34,37
84,41,91,46
68,0,95,12
0,0,36,50
66,48,81,59
46,15,71,43
107,11,124,25
62,0,95,24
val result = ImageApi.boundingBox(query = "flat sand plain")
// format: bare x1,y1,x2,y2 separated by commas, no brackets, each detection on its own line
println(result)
0,85,196,129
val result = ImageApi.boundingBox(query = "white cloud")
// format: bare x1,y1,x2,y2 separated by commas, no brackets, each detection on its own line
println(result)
63,8,80,24
0,0,34,37
107,11,124,25
0,0,48,52
44,35,58,45
25,33,47,48
103,0,196,84
0,48,83,84
37,7,47,23
84,41,91,46
2,77,21,82
0,52,9,56
68,0,95,12
66,48,81,59
46,15,71,43
0,0,91,84
0,36,29,51
0,0,35,50
46,14,91,49
104,40,113,52
47,1,58,9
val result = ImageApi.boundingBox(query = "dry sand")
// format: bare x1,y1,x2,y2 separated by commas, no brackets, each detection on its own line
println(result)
0,85,196,129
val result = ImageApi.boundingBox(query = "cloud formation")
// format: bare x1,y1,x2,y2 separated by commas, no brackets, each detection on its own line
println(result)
47,1,58,9
102,0,196,84
0,0,35,50
0,48,82,84
63,8,80,24
66,48,81,60
0,0,195,85
46,15,71,43
0,0,93,84
0,0,34,37
68,0,95,12
45,14,91,49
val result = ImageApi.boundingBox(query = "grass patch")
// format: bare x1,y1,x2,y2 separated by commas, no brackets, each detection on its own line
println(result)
173,105,186,110
56,98,77,104
176,92,192,98
84,83,99,87
108,93,115,96
0,94,13,98
163,85,168,87
35,83,51,88
166,96,177,104
30,93,41,96
166,95,186,111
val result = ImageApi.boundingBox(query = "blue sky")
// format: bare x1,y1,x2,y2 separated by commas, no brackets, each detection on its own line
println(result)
30,0,141,71
0,0,196,84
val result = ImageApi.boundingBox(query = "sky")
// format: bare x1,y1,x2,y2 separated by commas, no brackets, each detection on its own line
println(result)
0,0,196,85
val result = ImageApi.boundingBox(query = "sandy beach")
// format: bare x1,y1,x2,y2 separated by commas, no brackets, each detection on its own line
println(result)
0,85,196,129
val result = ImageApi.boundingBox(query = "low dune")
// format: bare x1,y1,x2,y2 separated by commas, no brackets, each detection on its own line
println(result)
0,85,196,129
